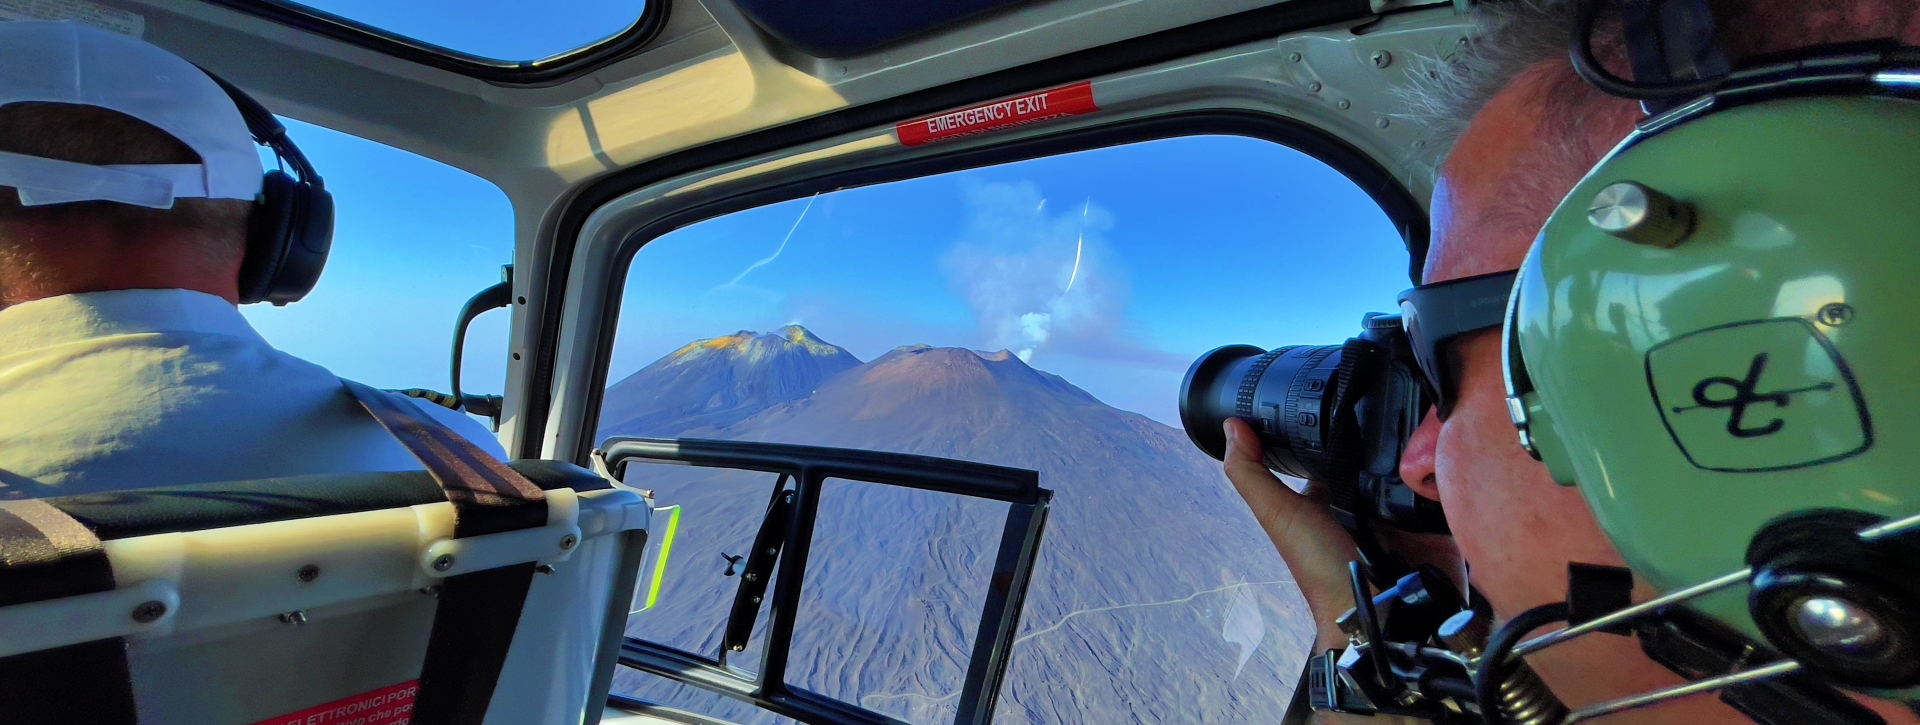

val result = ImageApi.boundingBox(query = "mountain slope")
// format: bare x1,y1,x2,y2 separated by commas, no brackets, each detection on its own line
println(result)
598,325,860,438
608,336,1310,725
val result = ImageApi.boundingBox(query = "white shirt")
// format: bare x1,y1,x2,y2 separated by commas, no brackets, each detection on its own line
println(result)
0,289,507,498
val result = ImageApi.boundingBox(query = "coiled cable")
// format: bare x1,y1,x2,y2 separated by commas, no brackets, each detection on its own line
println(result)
1475,603,1573,725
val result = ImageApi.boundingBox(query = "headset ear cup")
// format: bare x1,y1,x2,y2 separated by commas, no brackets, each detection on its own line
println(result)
266,185,332,305
236,170,333,305
237,170,297,305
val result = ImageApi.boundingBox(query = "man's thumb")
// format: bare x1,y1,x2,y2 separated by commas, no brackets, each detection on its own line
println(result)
1223,418,1264,466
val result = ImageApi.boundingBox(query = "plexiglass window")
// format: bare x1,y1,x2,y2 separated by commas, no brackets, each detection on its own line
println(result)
242,117,513,418
606,135,1410,722
286,0,648,61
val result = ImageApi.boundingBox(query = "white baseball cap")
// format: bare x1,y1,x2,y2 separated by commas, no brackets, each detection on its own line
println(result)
0,20,263,209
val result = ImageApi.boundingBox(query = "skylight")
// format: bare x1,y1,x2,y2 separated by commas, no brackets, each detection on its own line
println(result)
289,0,649,62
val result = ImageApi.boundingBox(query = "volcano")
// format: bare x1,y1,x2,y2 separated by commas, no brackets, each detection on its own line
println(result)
605,328,1310,724
598,325,861,439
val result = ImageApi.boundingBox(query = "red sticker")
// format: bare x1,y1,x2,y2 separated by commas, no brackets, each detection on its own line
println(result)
247,680,418,725
896,81,1099,146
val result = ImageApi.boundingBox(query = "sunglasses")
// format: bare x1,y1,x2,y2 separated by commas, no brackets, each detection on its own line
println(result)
1396,269,1520,419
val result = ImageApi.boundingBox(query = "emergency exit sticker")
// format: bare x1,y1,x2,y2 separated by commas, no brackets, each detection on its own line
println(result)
247,680,417,725
896,82,1099,146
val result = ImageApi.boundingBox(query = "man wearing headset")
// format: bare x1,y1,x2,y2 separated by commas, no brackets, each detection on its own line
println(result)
0,21,502,498
1223,1,1920,723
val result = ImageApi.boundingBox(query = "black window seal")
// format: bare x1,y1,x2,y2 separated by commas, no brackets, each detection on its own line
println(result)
199,0,670,86
564,109,1427,468
519,0,1386,457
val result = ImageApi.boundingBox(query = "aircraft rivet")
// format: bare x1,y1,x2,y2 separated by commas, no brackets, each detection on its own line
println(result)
1289,52,1302,63
433,554,456,572
764,547,777,556
746,572,759,582
1372,50,1392,68
1377,118,1390,128
297,564,320,583
131,600,167,623
560,534,578,551
1308,81,1323,93
1337,99,1351,110
278,610,309,626
732,645,746,652
751,596,762,604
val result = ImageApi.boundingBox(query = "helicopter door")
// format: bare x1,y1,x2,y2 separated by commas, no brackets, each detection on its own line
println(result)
603,438,1051,725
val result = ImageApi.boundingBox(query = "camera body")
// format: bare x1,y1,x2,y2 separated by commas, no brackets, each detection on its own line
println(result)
1180,312,1446,536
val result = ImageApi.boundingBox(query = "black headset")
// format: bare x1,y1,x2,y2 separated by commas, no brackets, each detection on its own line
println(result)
199,70,334,306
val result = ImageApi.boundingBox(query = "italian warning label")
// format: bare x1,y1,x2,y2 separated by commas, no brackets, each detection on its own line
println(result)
896,82,1099,146
247,680,417,725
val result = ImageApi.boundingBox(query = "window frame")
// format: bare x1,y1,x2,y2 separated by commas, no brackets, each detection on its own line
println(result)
514,0,1391,457
574,111,1425,724
604,438,1052,725
565,111,1428,467
200,0,670,85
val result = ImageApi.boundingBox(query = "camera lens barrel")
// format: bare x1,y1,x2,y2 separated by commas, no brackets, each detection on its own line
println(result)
1179,343,1348,481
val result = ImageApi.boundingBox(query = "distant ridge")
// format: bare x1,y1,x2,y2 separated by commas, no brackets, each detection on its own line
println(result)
597,325,860,438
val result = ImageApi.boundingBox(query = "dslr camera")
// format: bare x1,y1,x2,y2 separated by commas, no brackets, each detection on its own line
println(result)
1179,312,1446,544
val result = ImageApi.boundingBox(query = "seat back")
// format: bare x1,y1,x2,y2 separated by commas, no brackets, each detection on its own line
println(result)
0,460,650,725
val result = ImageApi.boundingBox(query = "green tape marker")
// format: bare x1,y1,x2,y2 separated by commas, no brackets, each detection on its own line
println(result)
636,505,680,613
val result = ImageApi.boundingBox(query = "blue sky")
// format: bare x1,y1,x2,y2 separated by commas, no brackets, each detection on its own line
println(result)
291,0,645,61
241,121,1410,429
243,126,1410,430
240,117,516,404
613,135,1411,425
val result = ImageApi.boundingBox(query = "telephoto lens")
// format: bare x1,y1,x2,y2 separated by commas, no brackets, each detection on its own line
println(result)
1179,313,1445,534
1180,343,1346,480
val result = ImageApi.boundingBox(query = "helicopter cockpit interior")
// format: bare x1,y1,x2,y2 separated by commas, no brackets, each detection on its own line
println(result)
6,0,1917,724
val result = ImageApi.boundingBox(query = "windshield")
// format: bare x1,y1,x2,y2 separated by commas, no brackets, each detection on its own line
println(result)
605,135,1410,722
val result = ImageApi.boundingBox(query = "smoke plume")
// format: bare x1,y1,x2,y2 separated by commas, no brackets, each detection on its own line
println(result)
941,180,1124,363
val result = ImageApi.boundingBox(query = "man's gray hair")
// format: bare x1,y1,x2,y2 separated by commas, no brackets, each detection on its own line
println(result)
1405,0,1920,162
1403,1,1588,160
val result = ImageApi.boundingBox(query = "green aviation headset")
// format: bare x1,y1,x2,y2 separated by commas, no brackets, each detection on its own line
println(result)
1494,0,1920,721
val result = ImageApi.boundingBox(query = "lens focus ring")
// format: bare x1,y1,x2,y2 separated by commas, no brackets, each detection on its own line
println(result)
1236,351,1286,422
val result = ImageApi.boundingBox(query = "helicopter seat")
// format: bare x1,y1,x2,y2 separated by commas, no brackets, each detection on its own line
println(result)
0,385,653,725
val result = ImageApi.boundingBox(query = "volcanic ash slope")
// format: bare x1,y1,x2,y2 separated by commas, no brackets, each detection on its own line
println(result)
609,329,1312,725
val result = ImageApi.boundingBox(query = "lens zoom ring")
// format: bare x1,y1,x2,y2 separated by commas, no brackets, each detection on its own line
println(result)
1282,346,1340,436
1236,351,1286,420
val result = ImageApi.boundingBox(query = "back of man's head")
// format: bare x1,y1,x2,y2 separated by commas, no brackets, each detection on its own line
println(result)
0,21,265,308
0,102,252,300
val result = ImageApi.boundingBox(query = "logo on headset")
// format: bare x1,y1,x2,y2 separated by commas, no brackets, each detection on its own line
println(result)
1646,318,1871,472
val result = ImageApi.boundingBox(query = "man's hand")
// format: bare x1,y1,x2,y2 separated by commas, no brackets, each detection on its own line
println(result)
1222,418,1364,652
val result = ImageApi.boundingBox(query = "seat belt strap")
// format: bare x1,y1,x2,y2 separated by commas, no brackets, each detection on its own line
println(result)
0,499,139,725
341,380,548,725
